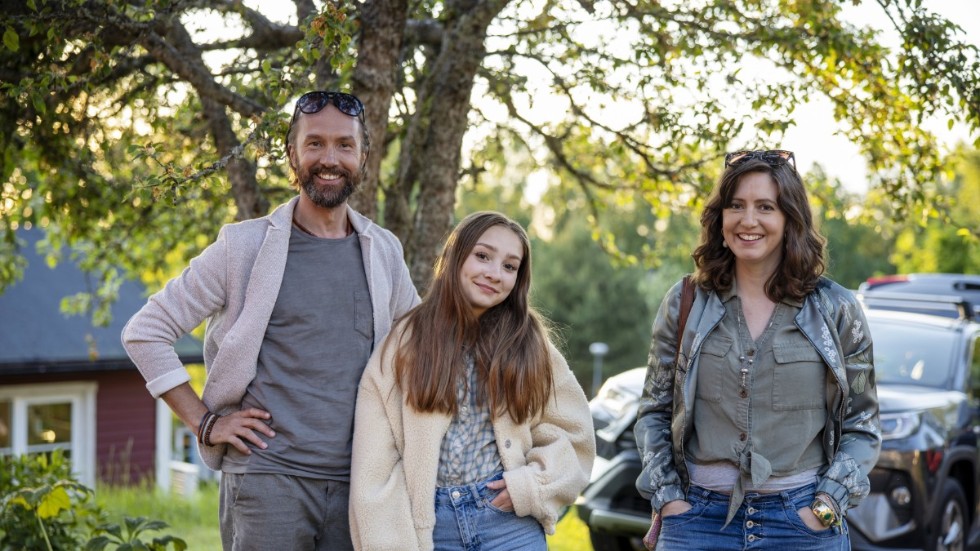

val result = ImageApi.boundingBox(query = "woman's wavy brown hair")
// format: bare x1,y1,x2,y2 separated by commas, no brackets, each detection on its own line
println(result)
692,158,826,302
390,211,553,424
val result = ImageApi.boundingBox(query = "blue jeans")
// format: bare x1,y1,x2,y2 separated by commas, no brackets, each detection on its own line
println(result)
432,472,546,551
657,483,849,551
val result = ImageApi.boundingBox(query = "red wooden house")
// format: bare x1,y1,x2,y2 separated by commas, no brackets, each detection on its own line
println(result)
0,228,202,487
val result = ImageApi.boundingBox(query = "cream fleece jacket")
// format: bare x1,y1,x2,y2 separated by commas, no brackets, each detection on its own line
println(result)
121,196,420,470
350,324,596,551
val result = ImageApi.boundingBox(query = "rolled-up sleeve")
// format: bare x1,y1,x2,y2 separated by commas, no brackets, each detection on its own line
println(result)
121,227,228,397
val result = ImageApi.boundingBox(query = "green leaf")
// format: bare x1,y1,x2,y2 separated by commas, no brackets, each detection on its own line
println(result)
85,535,112,550
3,27,19,52
140,519,169,532
103,522,123,539
36,486,70,518
7,494,30,509
32,94,46,115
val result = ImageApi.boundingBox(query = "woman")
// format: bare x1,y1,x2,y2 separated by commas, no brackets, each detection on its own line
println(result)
350,211,595,551
634,150,881,550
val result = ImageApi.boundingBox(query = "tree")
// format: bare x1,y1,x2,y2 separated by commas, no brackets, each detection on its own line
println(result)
2,0,979,321
889,147,980,274
806,165,897,288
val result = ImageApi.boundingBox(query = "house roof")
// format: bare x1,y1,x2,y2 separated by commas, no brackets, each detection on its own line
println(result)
0,228,203,374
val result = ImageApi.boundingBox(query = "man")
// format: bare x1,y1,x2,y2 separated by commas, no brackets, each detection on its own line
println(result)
122,91,420,550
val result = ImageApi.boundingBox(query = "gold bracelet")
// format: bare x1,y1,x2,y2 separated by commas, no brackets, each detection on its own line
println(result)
810,499,836,527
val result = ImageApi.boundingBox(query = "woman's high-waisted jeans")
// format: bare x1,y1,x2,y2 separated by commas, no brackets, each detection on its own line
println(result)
657,483,849,551
432,472,546,551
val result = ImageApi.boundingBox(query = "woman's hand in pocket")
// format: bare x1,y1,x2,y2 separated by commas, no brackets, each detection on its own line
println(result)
797,506,828,531
486,478,513,512
661,499,692,517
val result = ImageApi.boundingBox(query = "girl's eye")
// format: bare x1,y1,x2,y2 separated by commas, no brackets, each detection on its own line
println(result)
727,202,744,210
475,251,489,261
504,263,518,272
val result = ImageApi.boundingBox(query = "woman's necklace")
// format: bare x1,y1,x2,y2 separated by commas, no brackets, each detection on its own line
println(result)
736,298,777,391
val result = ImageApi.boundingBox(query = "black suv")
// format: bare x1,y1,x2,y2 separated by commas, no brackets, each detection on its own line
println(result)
859,274,980,319
577,279,980,551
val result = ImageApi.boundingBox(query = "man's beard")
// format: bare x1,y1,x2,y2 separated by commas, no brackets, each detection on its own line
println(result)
298,164,360,209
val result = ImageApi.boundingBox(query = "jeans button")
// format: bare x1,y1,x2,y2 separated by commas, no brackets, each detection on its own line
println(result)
747,535,757,542
748,507,757,514
746,520,754,528
451,490,460,499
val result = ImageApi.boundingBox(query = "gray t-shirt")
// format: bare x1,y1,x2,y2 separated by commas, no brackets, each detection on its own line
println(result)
223,225,374,480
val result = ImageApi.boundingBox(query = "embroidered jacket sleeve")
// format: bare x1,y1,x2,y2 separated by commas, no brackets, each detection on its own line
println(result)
503,345,596,533
815,283,882,512
633,280,687,512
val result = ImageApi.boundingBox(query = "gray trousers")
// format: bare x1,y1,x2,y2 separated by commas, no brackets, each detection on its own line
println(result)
220,472,354,551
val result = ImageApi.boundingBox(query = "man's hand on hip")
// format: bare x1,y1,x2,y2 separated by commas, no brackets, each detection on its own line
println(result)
211,408,275,454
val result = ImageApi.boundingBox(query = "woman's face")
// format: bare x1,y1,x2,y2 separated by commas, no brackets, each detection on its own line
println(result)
458,225,523,317
721,171,786,275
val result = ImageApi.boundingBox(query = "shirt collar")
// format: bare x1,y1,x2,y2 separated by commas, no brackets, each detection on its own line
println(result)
720,280,804,308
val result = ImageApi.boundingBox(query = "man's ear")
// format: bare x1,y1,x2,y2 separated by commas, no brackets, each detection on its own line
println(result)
287,144,297,171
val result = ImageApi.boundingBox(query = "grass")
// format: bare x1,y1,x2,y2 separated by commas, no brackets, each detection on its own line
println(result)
97,482,594,550
548,509,595,551
95,481,222,549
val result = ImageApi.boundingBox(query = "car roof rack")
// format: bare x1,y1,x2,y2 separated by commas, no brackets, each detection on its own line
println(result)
857,290,977,321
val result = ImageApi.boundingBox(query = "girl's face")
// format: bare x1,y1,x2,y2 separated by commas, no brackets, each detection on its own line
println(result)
458,225,523,318
721,171,786,275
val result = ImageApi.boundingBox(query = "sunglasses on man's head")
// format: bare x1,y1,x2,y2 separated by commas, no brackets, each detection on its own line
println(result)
293,91,364,120
724,149,796,169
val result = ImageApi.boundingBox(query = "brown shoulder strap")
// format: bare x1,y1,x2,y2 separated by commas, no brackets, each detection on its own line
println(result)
675,275,695,361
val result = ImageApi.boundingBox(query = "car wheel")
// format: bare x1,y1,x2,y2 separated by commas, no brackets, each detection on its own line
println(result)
589,531,643,551
929,479,967,551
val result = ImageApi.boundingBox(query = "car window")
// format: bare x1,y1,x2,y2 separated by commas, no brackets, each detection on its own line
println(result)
870,320,956,388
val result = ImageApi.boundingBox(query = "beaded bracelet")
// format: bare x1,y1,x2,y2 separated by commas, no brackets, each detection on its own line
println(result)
196,411,210,444
203,413,221,447
197,411,215,445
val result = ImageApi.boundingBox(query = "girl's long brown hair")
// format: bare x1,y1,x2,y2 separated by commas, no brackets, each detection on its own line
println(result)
390,211,553,424
692,158,826,302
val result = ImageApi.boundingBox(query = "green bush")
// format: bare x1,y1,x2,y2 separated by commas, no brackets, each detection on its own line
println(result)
0,450,186,551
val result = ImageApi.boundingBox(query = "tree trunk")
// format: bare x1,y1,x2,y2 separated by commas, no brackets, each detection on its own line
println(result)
351,0,410,221
387,0,511,291
155,18,268,220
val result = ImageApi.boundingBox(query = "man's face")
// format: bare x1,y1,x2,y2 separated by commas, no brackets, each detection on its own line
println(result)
287,104,366,209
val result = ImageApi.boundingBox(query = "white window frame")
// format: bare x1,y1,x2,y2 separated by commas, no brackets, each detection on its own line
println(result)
0,382,97,487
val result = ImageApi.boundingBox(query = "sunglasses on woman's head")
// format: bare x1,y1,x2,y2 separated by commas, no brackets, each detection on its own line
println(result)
724,149,796,169
293,91,365,120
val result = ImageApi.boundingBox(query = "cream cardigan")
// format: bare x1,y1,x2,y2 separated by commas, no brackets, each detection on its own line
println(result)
350,325,595,550
121,196,420,470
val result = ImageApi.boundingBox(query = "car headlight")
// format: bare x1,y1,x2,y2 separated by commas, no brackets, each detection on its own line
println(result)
590,387,637,426
879,412,921,440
